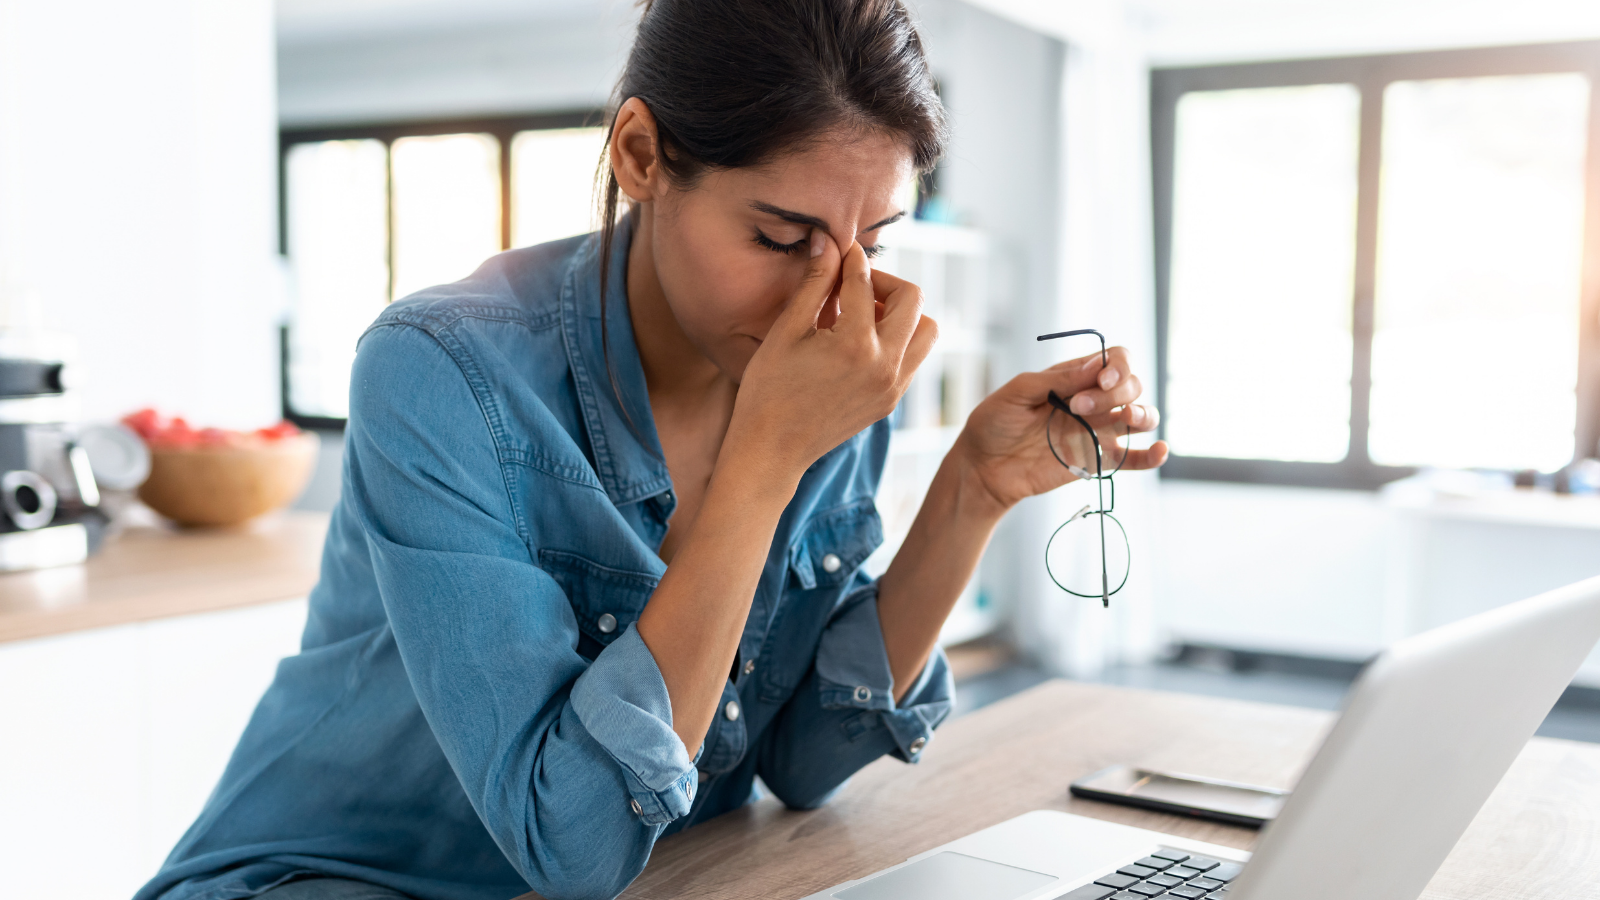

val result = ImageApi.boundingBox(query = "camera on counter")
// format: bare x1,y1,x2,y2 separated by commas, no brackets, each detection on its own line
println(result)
0,345,110,572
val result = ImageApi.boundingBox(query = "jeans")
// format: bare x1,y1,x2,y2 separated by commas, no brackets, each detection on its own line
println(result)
259,878,415,900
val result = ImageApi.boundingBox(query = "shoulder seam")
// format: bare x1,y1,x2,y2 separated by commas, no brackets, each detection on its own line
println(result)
366,321,532,544
373,304,561,337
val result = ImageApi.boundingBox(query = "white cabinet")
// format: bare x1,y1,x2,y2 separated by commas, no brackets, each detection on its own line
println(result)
1153,479,1600,686
0,598,308,900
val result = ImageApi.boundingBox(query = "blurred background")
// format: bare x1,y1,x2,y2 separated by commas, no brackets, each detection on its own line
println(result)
6,0,1600,897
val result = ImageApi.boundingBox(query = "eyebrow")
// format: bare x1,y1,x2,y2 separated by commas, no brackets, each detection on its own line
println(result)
749,201,906,236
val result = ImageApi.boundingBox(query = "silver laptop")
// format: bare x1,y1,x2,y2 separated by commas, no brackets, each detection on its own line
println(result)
805,575,1600,900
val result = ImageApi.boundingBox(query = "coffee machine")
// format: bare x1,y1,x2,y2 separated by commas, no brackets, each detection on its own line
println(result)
0,331,106,572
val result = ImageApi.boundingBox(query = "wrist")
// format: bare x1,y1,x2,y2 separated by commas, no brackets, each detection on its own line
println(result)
938,434,1012,526
718,409,813,485
709,427,805,509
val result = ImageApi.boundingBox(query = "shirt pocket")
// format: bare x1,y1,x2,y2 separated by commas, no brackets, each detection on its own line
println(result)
536,549,659,656
787,497,884,591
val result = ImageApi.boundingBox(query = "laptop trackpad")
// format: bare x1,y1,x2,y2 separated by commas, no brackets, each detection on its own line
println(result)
833,851,1057,900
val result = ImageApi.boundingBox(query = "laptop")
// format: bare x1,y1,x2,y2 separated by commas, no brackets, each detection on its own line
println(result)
802,575,1600,900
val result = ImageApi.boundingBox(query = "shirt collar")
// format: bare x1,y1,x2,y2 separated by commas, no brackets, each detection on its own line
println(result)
559,214,674,507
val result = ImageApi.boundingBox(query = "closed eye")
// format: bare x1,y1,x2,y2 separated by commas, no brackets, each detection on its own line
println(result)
754,230,807,255
755,229,888,259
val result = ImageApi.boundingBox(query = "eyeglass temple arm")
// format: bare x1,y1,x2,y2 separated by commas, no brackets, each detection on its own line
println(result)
1035,328,1107,369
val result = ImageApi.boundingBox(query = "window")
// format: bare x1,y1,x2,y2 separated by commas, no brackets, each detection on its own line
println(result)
279,113,606,425
1153,43,1600,488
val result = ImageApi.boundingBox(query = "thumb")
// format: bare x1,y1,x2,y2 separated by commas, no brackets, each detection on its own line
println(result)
773,229,840,337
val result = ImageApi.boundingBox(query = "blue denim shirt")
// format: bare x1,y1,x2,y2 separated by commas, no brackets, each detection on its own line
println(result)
137,219,953,900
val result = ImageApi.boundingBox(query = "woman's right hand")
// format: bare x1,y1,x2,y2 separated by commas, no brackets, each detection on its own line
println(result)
726,229,939,482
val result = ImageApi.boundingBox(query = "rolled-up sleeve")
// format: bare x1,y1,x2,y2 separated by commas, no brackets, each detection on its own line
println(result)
569,624,700,824
757,581,954,809
348,322,693,899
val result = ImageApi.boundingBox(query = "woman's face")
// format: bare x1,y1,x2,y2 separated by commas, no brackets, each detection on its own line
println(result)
639,129,915,381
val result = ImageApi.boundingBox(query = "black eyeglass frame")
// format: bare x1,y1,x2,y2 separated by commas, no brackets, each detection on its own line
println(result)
1037,329,1131,607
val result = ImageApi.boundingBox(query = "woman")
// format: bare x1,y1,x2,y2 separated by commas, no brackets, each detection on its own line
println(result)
139,1,1165,899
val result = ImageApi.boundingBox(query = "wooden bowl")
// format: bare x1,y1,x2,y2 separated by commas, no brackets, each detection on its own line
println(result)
137,433,319,527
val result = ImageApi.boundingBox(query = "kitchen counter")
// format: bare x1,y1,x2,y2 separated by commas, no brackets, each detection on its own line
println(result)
0,511,328,644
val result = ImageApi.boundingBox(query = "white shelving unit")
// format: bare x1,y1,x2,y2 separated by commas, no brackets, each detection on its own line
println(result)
862,220,996,646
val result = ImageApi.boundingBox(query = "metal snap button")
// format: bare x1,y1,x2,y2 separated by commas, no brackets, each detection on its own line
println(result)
853,685,872,703
724,700,740,721
743,659,756,676
630,798,642,816
909,736,927,754
821,552,843,574
597,613,617,634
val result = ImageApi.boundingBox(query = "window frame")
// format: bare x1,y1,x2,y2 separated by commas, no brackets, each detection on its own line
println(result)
277,110,605,429
1152,41,1600,490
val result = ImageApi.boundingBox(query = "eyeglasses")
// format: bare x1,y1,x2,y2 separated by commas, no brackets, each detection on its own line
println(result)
1037,328,1131,608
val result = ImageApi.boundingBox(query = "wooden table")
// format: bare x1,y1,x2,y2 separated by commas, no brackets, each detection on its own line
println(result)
0,510,328,643
576,680,1600,900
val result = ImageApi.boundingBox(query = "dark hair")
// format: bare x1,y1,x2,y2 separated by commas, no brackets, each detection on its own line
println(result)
594,0,947,412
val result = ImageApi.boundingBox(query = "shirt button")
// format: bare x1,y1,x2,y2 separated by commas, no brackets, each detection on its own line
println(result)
743,659,756,676
597,613,617,634
909,736,927,755
724,700,741,721
853,685,872,703
821,552,843,573
630,798,643,816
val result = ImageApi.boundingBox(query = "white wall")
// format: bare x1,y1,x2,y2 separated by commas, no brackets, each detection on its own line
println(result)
1133,0,1600,67
0,0,282,429
277,9,635,126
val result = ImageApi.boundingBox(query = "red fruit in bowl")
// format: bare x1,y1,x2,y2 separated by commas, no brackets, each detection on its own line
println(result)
122,409,319,526
121,408,162,442
120,410,304,451
257,421,302,442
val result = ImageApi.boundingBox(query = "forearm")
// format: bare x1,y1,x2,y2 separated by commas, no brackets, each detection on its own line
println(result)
877,437,1008,701
635,439,799,757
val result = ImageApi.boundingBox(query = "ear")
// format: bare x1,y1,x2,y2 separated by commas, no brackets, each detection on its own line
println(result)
610,97,665,203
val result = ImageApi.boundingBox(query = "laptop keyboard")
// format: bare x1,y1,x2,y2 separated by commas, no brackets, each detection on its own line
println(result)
1057,847,1243,900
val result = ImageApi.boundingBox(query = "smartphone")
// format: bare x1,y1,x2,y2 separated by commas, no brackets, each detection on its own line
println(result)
1070,764,1288,828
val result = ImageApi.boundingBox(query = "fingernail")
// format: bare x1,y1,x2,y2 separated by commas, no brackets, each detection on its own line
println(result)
1099,367,1120,389
810,229,825,258
1071,395,1094,415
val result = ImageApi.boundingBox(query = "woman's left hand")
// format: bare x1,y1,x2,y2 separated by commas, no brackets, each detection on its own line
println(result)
954,346,1168,513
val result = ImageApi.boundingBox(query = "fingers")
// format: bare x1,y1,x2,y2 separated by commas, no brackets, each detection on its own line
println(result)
833,240,876,338
899,314,940,388
1068,369,1145,416
1103,440,1169,472
1029,346,1137,409
1086,403,1160,435
870,266,925,356
773,229,842,338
